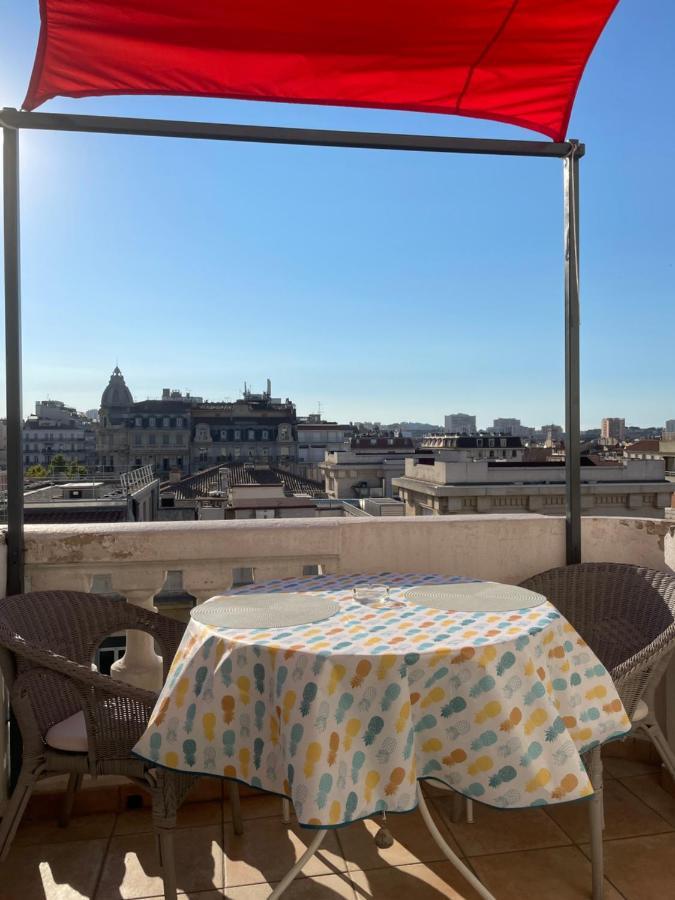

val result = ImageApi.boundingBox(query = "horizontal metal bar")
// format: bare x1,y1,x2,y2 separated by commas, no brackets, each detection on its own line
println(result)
0,109,583,158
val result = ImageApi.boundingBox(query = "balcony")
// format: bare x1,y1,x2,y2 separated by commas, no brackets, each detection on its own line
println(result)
1,513,675,898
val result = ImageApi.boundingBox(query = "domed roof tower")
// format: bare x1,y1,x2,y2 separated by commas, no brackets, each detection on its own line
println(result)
100,366,133,423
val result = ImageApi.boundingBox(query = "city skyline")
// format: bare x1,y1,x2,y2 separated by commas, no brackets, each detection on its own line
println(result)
1,3,674,428
16,367,674,434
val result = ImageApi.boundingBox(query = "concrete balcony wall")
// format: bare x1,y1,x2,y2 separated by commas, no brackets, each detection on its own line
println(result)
19,514,675,601
2,515,674,773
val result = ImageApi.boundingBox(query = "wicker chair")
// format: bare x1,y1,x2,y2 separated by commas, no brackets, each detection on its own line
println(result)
0,590,242,900
520,562,675,775
520,562,675,900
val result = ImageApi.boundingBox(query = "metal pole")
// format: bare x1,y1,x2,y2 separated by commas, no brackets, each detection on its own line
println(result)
0,108,577,159
3,125,23,594
564,144,582,565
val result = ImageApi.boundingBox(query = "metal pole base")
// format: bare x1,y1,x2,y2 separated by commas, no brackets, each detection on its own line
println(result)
417,787,496,900
268,829,327,899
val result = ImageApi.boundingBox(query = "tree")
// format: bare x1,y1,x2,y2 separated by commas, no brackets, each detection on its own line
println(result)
67,460,88,477
48,454,68,474
25,464,48,478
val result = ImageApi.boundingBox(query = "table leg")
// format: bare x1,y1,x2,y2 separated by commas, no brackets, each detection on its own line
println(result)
417,787,496,900
268,829,327,900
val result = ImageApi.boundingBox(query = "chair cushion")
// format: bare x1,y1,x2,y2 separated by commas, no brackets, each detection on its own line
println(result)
631,699,649,724
45,711,88,752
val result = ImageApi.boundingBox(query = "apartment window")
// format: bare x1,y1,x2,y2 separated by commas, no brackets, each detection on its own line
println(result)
234,447,241,458
163,417,170,427
176,417,183,427
149,417,156,427
149,434,156,446
512,450,518,458
220,429,228,440
234,430,241,440
176,433,185,446
135,417,142,427
477,438,483,447
162,434,170,446
489,439,495,447
500,439,507,447
262,430,269,440
133,434,142,446
248,430,255,441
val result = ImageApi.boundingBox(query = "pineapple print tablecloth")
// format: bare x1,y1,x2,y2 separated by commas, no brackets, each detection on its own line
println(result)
134,573,630,827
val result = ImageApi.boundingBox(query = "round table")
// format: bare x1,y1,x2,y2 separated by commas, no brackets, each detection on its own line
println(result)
134,572,630,899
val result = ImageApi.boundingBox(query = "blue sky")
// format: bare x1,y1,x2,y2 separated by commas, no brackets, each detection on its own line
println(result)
1,1,673,429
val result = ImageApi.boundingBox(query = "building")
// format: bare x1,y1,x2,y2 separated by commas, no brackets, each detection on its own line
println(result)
23,400,96,471
96,369,297,477
488,418,535,438
158,462,334,520
190,383,297,471
665,419,675,437
97,369,193,475
419,433,525,461
23,466,160,524
321,435,416,499
624,440,662,461
601,417,625,445
394,453,675,518
444,413,476,435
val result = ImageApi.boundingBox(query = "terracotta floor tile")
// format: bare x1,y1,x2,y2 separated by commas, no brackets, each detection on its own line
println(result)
337,808,462,873
619,773,675,828
231,875,355,900
603,756,661,779
224,817,347,887
470,845,624,900
15,811,116,846
239,792,287,820
544,778,672,843
580,832,675,900
114,800,223,835
96,824,223,899
349,861,485,899
434,798,571,857
0,837,107,900
175,883,355,900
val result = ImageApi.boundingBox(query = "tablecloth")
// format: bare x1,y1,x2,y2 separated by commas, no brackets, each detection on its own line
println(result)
134,573,630,827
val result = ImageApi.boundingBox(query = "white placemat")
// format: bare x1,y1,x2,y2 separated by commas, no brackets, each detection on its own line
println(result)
403,581,546,612
190,592,341,629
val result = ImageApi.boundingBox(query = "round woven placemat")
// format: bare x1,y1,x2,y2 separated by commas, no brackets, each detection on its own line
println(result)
190,592,341,629
403,582,546,612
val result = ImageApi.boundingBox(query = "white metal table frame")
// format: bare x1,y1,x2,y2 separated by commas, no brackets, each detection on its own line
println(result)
267,786,497,900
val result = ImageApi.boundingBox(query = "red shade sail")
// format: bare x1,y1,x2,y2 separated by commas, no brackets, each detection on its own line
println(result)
24,0,619,140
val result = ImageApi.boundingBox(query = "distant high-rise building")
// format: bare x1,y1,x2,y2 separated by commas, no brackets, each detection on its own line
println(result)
601,417,625,444
492,417,521,435
665,419,675,435
444,413,476,435
489,418,534,438
542,424,564,446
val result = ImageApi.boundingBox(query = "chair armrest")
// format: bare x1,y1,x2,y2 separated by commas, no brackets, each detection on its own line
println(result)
2,626,158,705
101,606,187,680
